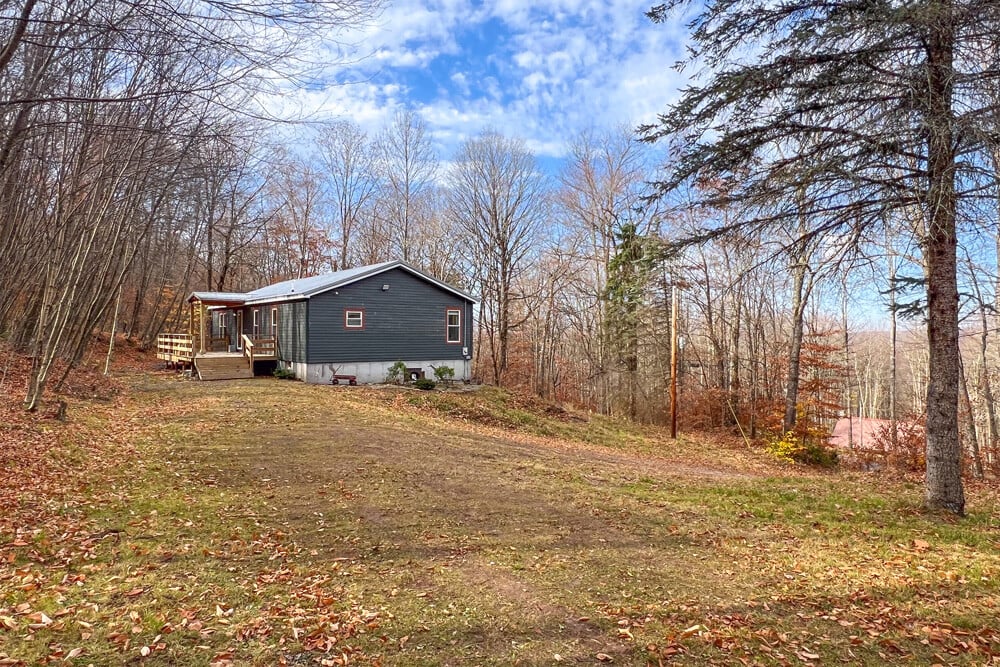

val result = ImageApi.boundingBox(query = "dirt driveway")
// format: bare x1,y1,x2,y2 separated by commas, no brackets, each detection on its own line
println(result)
152,379,764,665
140,378,1000,666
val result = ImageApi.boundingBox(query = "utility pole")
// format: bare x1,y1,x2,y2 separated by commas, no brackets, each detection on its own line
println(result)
671,284,679,439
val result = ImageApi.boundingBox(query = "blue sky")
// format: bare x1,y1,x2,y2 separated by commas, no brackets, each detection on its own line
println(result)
269,0,691,167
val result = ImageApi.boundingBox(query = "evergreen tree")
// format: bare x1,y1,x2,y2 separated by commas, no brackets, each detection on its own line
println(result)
604,223,652,420
641,0,1000,515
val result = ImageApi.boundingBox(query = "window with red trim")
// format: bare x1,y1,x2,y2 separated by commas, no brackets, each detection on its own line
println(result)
345,310,364,328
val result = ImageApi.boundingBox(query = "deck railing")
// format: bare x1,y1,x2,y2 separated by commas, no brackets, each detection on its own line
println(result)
253,336,276,358
242,335,276,367
156,334,193,362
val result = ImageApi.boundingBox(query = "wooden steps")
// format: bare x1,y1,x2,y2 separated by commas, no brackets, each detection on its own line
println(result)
195,355,253,380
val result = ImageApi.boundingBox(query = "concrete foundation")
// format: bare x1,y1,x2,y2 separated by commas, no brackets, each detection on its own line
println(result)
286,359,471,384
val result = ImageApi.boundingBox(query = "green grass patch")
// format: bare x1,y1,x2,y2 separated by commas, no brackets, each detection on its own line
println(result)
2,377,998,665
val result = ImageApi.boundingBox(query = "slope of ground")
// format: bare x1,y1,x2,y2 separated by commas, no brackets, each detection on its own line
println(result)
1,364,999,665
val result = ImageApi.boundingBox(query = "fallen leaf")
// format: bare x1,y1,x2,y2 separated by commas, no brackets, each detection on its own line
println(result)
26,612,52,626
681,624,707,638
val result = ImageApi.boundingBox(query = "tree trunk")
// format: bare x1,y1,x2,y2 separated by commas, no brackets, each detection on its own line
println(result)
783,257,807,432
842,277,853,448
104,281,123,375
923,3,964,514
889,248,899,451
979,309,998,463
959,357,985,479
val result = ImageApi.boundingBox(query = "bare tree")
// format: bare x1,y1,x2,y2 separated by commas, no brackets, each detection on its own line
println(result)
376,110,437,262
556,127,652,414
266,150,332,280
0,0,381,410
317,121,380,270
449,131,546,386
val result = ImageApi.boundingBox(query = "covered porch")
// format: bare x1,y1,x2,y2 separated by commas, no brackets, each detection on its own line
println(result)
156,292,276,379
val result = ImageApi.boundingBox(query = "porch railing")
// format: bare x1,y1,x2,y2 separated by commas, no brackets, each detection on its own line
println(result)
209,336,229,352
253,336,276,358
156,334,193,362
242,334,276,367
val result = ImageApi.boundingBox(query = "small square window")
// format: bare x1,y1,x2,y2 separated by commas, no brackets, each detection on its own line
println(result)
345,310,364,328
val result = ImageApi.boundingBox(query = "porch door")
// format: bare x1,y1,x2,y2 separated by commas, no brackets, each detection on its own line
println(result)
235,311,243,350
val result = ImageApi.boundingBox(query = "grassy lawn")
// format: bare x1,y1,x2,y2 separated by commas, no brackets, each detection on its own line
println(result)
2,374,999,665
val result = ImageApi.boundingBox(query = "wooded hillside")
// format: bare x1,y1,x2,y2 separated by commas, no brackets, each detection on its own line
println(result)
4,0,1000,514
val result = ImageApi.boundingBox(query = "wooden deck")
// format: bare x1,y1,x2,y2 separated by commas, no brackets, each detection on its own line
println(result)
157,334,276,380
156,334,193,363
194,353,253,381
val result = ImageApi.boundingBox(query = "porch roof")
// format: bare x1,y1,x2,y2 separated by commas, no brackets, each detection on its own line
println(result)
188,291,247,306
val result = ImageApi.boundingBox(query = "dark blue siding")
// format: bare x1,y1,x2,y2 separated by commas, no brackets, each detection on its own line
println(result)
276,301,307,363
306,268,474,363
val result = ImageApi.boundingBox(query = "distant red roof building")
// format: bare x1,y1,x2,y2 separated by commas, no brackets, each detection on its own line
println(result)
829,417,901,450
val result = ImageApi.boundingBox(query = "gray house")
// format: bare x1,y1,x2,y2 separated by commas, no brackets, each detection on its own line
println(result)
157,261,476,383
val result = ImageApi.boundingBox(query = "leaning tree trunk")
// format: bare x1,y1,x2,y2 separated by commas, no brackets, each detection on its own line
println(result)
783,252,809,433
923,5,965,515
888,247,899,452
958,357,985,479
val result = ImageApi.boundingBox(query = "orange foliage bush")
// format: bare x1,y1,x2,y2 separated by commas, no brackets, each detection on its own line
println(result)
678,387,741,430
872,416,926,472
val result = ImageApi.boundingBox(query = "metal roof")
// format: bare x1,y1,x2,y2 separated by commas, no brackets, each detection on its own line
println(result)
188,261,477,306
188,291,247,304
242,260,477,305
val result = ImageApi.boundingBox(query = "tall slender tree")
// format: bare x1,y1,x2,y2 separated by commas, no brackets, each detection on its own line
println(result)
317,121,380,270
377,110,437,262
449,131,546,386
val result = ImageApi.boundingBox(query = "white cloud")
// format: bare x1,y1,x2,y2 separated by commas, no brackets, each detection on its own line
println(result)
257,0,692,168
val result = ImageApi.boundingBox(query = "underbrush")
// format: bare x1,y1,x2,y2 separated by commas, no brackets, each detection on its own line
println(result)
395,385,661,450
754,403,840,468
764,431,839,467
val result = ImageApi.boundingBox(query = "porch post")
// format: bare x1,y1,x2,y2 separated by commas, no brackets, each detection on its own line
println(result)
199,302,206,354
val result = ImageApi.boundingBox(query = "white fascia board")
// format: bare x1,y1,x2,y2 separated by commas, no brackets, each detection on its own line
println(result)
243,294,309,306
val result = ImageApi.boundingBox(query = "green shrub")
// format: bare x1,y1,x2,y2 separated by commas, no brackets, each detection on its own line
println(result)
433,365,455,382
273,367,296,380
385,360,407,384
413,378,436,391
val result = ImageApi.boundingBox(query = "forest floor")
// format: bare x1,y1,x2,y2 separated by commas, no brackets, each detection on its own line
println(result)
2,345,1000,665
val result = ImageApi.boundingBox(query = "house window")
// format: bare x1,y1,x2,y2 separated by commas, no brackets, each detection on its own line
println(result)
345,309,364,329
270,308,278,336
446,308,461,343
218,312,228,338
252,309,260,336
